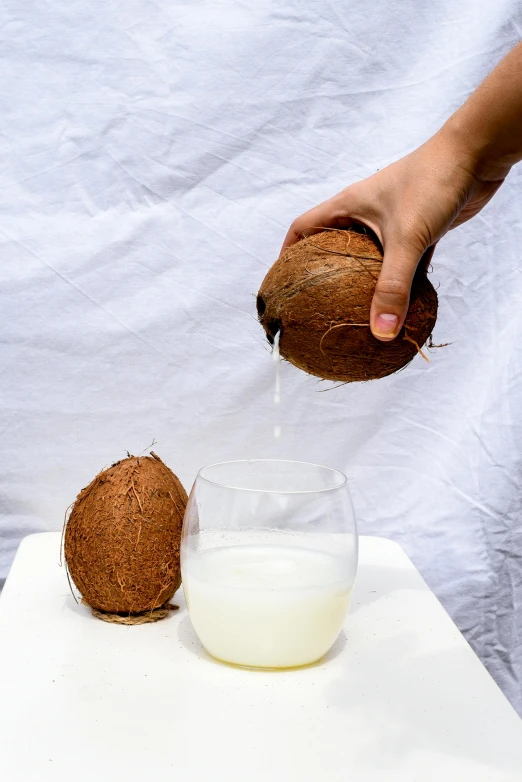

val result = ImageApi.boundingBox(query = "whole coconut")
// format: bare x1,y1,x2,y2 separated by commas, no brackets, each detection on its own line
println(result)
257,229,438,382
64,452,187,619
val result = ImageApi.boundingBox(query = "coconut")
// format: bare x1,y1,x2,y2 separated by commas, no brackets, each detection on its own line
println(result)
257,229,438,382
64,452,188,623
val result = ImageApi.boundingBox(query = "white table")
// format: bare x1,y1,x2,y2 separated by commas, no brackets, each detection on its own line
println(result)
1,533,521,781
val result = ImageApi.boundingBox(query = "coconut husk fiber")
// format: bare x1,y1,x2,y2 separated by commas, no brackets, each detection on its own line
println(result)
257,228,438,383
88,601,179,625
64,452,188,624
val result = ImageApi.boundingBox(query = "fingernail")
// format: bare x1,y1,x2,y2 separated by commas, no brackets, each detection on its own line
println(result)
374,313,399,338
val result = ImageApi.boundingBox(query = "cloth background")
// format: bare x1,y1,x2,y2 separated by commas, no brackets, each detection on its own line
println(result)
1,0,521,713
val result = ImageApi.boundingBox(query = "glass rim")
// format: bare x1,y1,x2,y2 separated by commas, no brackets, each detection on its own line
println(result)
196,458,348,495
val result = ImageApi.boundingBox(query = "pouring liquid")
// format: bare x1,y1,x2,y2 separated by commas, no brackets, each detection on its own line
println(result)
272,330,281,439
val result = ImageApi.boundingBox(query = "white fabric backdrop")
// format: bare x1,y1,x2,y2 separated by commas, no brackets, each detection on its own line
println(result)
1,0,521,712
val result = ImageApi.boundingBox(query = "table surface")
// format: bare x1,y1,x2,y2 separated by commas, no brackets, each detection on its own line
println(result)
1,533,522,781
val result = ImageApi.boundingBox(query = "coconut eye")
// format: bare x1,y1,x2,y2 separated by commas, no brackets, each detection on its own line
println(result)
256,295,266,317
266,319,282,345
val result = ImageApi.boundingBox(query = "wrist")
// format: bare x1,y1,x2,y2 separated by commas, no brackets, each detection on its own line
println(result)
440,114,511,183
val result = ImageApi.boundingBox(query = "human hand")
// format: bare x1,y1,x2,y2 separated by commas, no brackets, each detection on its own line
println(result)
281,129,505,341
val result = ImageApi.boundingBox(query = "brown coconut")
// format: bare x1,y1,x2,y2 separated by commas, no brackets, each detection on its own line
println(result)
257,229,438,382
64,452,188,620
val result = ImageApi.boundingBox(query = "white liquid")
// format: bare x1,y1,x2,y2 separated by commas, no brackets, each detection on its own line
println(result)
272,331,281,439
183,545,352,669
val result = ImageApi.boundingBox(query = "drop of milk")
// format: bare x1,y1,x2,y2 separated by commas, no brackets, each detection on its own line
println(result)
272,331,282,439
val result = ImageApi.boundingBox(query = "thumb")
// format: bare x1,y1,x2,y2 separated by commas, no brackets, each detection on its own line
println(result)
370,240,427,341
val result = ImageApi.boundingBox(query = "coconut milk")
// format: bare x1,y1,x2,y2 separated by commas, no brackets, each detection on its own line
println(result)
272,330,281,439
183,544,352,668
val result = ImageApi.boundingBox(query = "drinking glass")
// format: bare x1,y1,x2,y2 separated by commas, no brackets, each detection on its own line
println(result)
181,459,358,669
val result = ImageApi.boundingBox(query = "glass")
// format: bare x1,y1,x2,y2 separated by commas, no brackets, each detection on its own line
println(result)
181,459,358,669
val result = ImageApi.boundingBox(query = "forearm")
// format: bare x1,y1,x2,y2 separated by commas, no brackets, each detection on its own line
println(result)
441,41,522,181
282,42,522,341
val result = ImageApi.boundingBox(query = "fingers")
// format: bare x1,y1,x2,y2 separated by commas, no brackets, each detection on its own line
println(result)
280,196,356,255
370,240,426,341
282,185,435,343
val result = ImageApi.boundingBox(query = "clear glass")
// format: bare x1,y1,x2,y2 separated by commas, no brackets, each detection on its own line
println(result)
181,459,358,669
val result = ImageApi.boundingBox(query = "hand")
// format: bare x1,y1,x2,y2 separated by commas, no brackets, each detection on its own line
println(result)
281,129,505,341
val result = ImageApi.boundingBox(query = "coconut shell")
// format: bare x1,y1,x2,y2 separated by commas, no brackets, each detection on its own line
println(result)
64,452,188,617
257,229,438,382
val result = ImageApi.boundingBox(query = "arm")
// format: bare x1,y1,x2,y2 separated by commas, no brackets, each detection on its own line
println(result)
281,42,522,341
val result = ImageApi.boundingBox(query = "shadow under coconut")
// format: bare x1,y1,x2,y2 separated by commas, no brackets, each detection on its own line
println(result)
63,593,92,618
62,589,187,625
177,613,348,670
